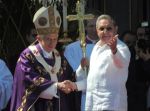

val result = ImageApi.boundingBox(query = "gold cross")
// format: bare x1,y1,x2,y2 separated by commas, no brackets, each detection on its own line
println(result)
66,0,94,57
66,0,94,76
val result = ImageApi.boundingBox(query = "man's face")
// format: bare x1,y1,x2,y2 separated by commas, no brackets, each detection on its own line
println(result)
137,27,146,40
85,18,98,40
123,34,137,47
38,33,58,52
96,19,117,44
135,45,146,60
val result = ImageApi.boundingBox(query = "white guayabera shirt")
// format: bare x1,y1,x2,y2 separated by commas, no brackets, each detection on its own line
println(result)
85,39,131,111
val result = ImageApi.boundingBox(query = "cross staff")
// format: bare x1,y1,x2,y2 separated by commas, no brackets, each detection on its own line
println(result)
66,0,94,75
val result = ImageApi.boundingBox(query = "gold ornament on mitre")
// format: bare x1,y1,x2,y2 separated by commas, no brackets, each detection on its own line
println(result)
33,6,61,35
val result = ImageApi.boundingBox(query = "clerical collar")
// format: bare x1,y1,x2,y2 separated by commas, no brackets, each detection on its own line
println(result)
39,43,53,58
86,35,98,44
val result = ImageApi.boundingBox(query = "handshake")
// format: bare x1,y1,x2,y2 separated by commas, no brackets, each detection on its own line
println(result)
57,80,78,94
56,57,89,94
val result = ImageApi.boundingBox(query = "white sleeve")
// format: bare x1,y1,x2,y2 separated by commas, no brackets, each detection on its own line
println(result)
111,45,131,69
75,65,87,91
75,79,86,91
39,83,59,99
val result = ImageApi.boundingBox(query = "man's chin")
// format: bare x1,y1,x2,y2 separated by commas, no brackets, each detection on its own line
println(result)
102,39,109,44
46,48,53,52
104,38,111,43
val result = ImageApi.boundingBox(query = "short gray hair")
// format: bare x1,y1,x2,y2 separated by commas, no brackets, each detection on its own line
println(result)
96,14,117,29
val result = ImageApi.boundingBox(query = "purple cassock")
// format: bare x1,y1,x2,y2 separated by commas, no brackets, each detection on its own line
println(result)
10,43,79,111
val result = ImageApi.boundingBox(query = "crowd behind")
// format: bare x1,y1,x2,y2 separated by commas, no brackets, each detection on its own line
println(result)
0,10,150,111
121,23,150,111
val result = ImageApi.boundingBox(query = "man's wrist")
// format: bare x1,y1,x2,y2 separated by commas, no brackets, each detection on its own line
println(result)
112,48,117,54
57,82,62,90
73,83,78,91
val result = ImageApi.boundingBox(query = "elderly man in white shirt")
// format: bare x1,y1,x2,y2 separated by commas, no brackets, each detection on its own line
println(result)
65,14,130,111
85,15,130,111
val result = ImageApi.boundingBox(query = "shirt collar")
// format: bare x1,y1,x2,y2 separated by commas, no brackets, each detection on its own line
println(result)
86,35,98,44
39,43,53,58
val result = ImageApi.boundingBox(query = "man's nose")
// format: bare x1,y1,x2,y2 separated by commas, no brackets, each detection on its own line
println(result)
103,28,108,33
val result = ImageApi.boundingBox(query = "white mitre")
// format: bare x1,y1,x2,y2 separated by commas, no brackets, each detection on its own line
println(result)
33,6,61,35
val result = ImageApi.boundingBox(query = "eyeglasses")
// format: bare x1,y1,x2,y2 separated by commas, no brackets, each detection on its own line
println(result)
99,27,113,31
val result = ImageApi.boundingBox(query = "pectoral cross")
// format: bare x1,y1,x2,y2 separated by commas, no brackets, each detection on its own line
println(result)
66,0,94,75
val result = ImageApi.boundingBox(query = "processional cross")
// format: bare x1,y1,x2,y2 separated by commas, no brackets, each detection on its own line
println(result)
66,0,94,74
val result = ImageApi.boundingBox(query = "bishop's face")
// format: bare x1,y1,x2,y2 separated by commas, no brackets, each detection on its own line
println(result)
38,33,58,52
96,19,117,44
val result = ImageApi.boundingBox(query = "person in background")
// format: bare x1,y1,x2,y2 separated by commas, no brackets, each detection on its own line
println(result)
120,30,138,111
135,23,150,111
137,26,146,40
135,39,150,111
0,59,13,111
121,30,137,48
10,6,77,111
136,23,150,40
64,9,101,111
26,26,37,45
